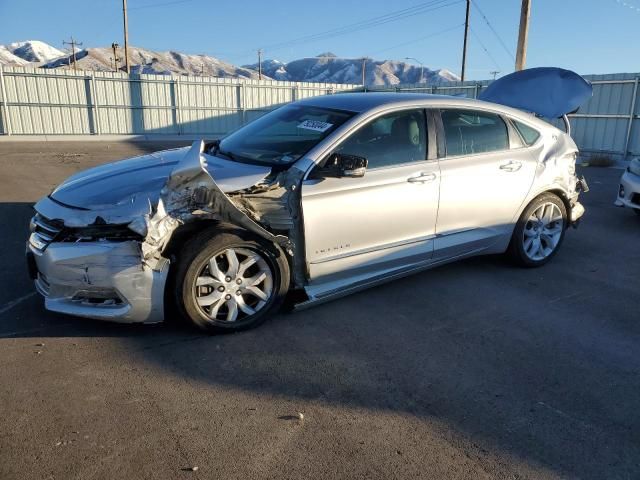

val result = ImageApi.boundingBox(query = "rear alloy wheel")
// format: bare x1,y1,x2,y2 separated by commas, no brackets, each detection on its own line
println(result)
174,230,290,332
509,193,567,267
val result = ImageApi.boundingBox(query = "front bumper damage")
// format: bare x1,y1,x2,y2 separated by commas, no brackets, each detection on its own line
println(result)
27,237,168,323
28,140,304,324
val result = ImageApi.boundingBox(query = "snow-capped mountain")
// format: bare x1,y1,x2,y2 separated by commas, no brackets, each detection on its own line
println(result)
0,40,459,86
0,46,29,66
244,53,460,85
42,46,264,79
4,41,65,63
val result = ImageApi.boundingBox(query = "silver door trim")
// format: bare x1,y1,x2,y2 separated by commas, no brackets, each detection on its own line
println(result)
309,233,436,265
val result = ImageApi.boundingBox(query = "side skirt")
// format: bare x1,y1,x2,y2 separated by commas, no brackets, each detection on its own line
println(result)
295,246,489,311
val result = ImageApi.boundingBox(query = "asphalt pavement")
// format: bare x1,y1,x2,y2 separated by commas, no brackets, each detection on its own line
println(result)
0,141,639,479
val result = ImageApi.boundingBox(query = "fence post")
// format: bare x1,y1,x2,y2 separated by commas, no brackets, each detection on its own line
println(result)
238,82,246,125
174,77,182,135
90,72,101,135
624,76,639,159
0,65,11,135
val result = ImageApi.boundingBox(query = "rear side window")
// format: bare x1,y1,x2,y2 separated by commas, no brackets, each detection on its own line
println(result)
512,120,541,146
441,109,509,156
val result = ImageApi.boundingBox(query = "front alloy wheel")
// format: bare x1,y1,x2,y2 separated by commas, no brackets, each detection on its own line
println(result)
174,229,290,332
194,247,274,322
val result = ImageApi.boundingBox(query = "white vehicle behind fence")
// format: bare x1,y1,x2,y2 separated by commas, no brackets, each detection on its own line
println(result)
615,157,640,215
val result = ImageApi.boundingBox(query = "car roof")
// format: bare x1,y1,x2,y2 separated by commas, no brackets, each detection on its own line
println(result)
295,92,492,113
294,91,558,133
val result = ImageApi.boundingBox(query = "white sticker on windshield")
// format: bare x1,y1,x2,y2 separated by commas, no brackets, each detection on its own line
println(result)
297,119,333,132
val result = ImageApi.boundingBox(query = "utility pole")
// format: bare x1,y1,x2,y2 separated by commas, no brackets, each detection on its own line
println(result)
461,0,471,81
361,57,367,86
111,43,121,72
515,0,531,71
490,70,500,80
122,0,131,73
257,49,263,80
63,37,83,71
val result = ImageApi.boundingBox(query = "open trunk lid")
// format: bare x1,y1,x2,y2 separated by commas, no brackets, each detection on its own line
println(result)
478,67,592,119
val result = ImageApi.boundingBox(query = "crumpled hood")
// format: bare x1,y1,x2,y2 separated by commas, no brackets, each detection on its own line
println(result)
50,146,272,212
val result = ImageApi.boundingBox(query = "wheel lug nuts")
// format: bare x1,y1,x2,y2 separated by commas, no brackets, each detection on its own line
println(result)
235,290,241,295
225,276,232,282
217,286,225,292
225,294,231,300
236,279,242,284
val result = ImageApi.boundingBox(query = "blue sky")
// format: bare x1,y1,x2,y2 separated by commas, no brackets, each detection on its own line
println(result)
0,0,638,77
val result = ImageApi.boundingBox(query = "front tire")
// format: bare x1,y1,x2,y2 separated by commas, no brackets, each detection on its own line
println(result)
508,193,567,267
173,229,290,333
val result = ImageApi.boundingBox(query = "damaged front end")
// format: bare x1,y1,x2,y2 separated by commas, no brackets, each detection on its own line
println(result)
28,140,305,324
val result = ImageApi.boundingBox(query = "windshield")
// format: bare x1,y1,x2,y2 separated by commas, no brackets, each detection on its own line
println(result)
216,104,355,166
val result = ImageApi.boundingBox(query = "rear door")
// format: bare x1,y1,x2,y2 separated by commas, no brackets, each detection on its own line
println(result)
434,108,537,259
301,108,440,284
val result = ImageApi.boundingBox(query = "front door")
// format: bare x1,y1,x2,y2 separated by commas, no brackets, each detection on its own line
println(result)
301,109,440,285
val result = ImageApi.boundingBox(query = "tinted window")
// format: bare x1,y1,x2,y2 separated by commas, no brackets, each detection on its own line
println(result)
334,110,427,169
441,109,509,156
513,120,541,146
218,105,354,166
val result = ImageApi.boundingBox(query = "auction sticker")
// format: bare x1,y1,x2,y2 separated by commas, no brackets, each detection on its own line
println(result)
297,119,333,132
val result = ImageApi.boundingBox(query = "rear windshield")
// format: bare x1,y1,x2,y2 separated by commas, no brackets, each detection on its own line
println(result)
216,105,354,166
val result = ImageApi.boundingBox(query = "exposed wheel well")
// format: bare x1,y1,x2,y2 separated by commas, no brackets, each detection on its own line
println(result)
161,220,299,321
519,189,570,218
545,189,572,225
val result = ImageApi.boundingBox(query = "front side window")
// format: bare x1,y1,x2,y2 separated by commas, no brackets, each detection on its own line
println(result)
333,110,427,169
217,105,354,166
441,109,509,156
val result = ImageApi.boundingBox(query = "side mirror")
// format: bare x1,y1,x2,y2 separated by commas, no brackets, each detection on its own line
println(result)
314,153,368,179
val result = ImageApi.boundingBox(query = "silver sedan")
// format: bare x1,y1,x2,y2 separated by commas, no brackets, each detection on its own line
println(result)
27,81,589,332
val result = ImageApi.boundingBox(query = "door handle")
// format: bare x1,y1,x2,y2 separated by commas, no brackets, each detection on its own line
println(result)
499,161,522,172
407,172,437,183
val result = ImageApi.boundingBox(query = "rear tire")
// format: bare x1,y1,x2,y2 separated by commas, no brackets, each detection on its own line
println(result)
508,193,567,268
173,228,290,333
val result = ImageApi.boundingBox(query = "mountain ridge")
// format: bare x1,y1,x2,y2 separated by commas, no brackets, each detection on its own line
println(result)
0,40,459,86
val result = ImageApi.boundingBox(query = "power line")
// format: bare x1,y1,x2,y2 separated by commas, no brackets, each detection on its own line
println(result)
369,23,465,56
472,0,515,60
469,26,501,70
255,0,463,55
128,0,196,10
